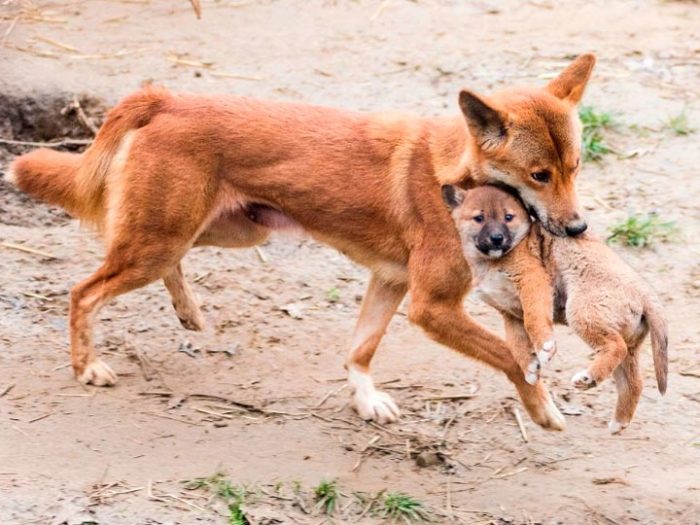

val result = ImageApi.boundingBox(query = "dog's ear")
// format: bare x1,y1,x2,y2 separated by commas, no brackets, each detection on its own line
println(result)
547,53,596,105
458,90,508,150
442,185,466,209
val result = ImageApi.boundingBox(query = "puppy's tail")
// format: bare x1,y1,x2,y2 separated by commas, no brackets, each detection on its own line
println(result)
7,86,171,225
643,297,669,395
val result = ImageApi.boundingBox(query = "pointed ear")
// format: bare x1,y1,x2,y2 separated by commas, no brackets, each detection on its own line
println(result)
458,90,508,149
546,53,596,105
442,185,466,209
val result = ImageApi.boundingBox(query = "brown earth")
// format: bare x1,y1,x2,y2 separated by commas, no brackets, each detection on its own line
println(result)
1,1,699,524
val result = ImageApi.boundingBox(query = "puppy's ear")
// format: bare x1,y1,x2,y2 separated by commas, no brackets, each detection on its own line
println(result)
458,90,508,150
442,185,466,209
546,53,596,105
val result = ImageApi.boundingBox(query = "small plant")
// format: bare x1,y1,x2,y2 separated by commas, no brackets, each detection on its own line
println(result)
664,109,694,136
326,287,341,303
182,473,250,525
579,106,615,162
313,479,340,516
380,492,432,523
607,213,678,248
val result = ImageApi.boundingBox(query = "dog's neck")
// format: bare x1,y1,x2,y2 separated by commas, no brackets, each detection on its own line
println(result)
425,116,475,186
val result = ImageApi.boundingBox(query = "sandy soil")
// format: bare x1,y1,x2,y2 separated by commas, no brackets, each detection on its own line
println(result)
1,1,699,524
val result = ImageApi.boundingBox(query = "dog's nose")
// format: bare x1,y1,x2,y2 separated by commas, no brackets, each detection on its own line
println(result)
490,233,504,246
565,220,588,237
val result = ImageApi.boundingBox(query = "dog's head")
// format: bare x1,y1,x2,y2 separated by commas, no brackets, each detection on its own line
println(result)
457,53,595,237
443,185,530,260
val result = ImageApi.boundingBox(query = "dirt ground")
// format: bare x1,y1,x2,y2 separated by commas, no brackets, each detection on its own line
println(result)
1,1,699,524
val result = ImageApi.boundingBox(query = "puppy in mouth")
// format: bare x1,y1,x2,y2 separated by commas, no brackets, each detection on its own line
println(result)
444,184,669,434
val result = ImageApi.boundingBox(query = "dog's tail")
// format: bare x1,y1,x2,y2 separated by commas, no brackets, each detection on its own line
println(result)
643,296,669,395
7,86,171,225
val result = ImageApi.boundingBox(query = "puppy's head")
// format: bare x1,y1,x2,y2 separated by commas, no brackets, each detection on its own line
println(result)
456,53,595,237
443,185,531,260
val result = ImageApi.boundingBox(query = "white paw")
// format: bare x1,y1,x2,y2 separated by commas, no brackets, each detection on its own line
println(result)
353,390,400,424
571,369,596,390
78,359,117,386
535,389,567,431
608,419,628,435
537,339,557,365
525,357,540,385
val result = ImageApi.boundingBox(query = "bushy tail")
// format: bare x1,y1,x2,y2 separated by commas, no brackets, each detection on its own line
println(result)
6,86,171,224
644,297,669,395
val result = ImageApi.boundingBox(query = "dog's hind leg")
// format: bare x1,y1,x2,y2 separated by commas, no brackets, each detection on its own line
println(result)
71,240,191,385
609,341,644,434
346,274,407,424
163,263,206,331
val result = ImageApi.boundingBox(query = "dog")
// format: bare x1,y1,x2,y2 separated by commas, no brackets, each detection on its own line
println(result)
444,185,669,433
7,53,597,431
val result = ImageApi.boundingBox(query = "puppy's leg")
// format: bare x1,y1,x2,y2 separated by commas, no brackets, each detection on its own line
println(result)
163,263,206,331
506,251,556,370
571,330,627,390
502,314,540,386
610,346,643,434
346,274,406,424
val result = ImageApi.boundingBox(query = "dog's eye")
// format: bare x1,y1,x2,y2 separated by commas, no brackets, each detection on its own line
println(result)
504,213,514,222
531,170,551,183
473,215,484,223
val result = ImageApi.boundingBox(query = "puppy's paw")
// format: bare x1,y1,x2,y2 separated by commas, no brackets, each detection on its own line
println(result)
571,369,596,390
78,359,117,386
525,357,541,385
353,390,400,425
537,339,557,366
608,419,629,435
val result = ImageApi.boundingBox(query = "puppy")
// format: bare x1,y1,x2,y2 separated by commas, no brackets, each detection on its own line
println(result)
444,185,669,433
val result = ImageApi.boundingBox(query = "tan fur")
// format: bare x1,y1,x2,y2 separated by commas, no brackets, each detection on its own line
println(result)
7,55,597,430
449,186,669,433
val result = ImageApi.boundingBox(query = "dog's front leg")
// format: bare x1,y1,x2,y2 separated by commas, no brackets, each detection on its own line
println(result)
346,274,407,424
407,247,566,431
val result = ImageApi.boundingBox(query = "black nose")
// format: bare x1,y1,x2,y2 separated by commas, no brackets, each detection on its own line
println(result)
490,233,504,246
565,222,588,237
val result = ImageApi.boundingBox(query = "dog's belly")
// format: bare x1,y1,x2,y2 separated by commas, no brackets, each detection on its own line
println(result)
474,269,523,319
194,208,271,248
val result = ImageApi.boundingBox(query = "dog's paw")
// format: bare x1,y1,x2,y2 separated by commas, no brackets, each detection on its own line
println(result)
571,369,596,390
78,359,117,386
177,312,206,332
537,339,557,366
525,357,541,385
529,387,566,431
608,419,629,435
353,390,400,425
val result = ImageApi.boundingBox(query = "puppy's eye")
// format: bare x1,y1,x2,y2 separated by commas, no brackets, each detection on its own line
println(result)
504,213,514,222
473,215,484,223
531,170,551,183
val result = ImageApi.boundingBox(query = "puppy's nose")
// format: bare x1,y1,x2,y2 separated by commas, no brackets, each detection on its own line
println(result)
565,220,588,237
490,233,504,246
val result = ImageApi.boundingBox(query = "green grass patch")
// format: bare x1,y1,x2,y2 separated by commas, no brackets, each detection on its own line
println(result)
182,473,251,525
380,491,432,523
607,213,678,248
579,106,616,162
664,109,694,136
326,286,341,303
313,479,340,516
